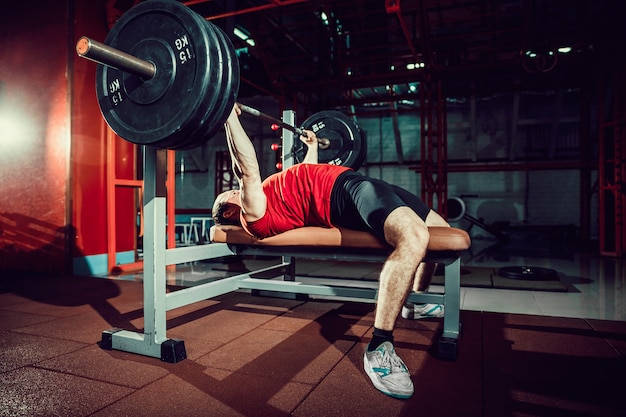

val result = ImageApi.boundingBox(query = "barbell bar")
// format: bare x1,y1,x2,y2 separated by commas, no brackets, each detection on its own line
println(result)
236,104,331,150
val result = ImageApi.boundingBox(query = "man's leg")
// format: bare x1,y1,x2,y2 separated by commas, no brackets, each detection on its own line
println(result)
375,207,429,329
404,209,450,319
363,206,429,399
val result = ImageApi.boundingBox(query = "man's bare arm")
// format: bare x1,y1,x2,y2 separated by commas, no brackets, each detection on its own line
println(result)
224,105,267,222
300,130,319,164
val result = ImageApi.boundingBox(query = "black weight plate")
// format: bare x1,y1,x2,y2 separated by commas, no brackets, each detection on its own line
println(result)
498,266,559,281
294,110,365,169
200,21,239,144
165,11,226,150
96,0,216,147
179,16,239,149
163,12,222,149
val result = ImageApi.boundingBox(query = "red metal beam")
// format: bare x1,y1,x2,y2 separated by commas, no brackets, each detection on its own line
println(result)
185,0,311,21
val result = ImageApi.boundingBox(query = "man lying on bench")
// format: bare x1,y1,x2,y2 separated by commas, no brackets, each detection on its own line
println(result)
212,104,455,399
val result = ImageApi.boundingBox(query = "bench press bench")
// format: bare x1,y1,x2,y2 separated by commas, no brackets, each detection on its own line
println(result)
210,224,471,360
99,126,471,364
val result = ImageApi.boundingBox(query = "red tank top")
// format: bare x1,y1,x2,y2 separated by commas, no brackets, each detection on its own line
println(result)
242,164,351,238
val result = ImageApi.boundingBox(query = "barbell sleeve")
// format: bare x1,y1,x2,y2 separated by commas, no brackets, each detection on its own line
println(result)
76,36,156,80
237,103,331,149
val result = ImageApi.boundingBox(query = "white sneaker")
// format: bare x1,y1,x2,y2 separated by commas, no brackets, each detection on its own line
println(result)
401,303,444,320
363,341,414,399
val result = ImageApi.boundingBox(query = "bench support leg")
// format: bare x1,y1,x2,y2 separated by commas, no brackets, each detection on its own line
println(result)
438,256,462,360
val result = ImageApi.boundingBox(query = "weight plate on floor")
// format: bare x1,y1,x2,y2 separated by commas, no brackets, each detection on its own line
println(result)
498,266,559,281
96,0,222,148
293,110,365,169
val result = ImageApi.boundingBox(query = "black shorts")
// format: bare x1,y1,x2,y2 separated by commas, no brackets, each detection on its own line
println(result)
329,171,430,241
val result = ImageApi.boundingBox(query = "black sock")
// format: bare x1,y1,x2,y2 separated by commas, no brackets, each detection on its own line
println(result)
368,327,394,351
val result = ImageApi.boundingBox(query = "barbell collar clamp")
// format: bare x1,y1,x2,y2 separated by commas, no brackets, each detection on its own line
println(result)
76,36,156,80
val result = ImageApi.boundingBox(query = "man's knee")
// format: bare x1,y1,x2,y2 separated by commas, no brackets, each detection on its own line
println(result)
383,207,430,251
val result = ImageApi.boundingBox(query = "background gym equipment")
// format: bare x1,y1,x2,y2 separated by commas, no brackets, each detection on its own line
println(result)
498,266,559,281
446,196,508,242
76,0,366,169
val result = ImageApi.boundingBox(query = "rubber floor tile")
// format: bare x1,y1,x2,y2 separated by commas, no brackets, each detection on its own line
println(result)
196,327,294,372
164,333,225,361
0,331,86,373
586,318,626,356
293,339,483,417
90,371,311,417
0,295,95,318
0,292,36,308
0,367,133,417
261,299,345,325
81,280,146,316
481,313,625,417
0,274,107,301
10,309,118,344
35,344,170,389
292,345,410,417
197,323,360,385
199,366,315,416
260,299,373,336
167,307,283,345
0,309,57,331
289,338,357,385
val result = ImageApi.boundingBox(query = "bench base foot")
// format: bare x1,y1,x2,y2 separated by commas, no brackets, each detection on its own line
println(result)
100,328,120,350
161,339,187,363
437,336,459,361
100,329,187,364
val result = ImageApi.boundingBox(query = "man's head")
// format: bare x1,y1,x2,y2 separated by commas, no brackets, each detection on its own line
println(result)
212,189,242,226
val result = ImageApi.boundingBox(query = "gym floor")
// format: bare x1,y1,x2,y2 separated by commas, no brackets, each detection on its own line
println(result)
1,240,624,416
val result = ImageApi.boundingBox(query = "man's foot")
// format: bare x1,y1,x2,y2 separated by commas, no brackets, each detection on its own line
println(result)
401,303,444,320
363,341,414,399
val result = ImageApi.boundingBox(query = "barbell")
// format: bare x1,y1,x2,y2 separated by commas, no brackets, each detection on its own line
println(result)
76,0,366,169
235,103,330,150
